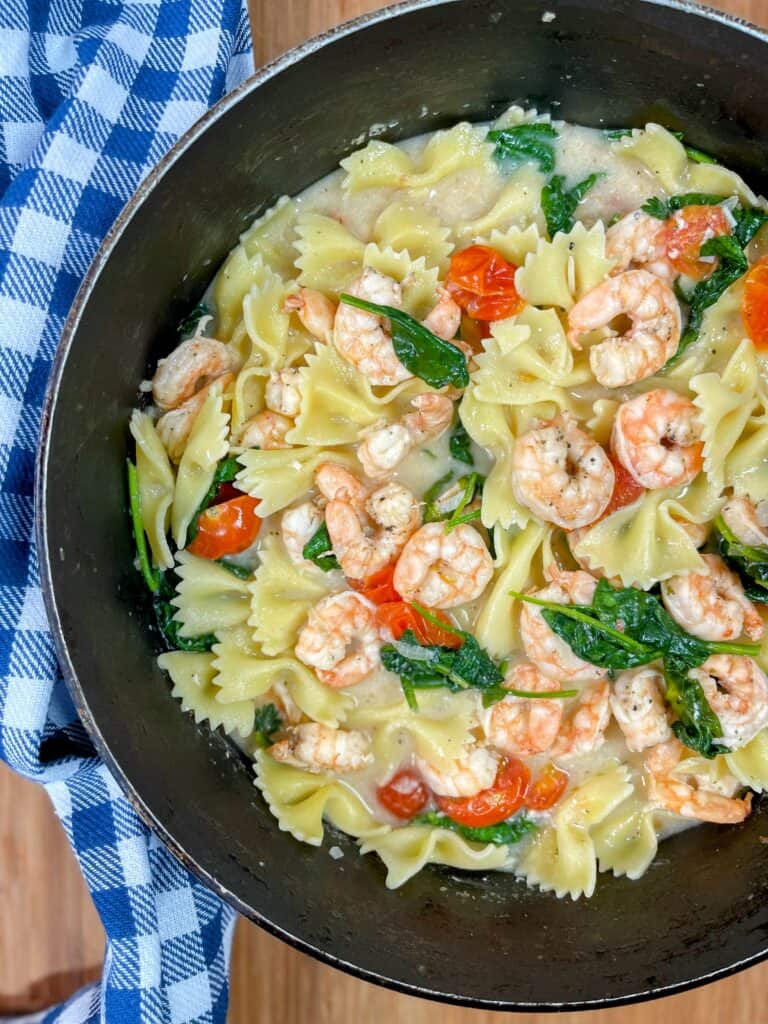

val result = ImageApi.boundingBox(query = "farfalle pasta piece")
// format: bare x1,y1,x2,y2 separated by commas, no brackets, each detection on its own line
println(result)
592,795,658,881
247,534,336,656
240,195,300,279
458,389,528,530
472,306,590,408
158,651,255,738
726,390,768,503
230,363,268,437
476,224,541,267
457,166,545,238
363,244,440,318
359,823,510,889
515,221,615,310
340,139,414,192
235,445,355,516
612,123,689,193
571,476,721,588
129,410,175,569
170,550,251,638
666,278,747,381
474,522,549,659
688,161,764,208
294,211,365,294
242,262,308,370
691,338,758,494
517,761,633,900
726,729,768,791
254,752,386,846
212,627,351,727
373,201,454,271
346,691,478,780
170,386,229,548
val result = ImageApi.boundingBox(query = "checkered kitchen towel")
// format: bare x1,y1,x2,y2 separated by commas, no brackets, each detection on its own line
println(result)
0,2,253,1021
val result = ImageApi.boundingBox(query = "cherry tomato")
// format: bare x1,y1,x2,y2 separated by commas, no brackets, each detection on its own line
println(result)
211,481,242,505
445,244,525,321
187,495,261,559
662,205,730,280
350,563,400,605
742,257,768,351
525,764,569,811
376,601,463,649
436,757,530,827
377,769,430,819
602,453,645,519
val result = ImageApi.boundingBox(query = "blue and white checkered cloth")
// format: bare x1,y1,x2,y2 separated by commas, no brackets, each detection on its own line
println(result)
0,2,253,1021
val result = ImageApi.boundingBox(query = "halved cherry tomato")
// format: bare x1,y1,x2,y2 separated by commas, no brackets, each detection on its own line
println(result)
662,205,730,280
376,600,463,649
187,495,261,559
377,769,430,819
525,764,569,811
436,757,530,827
350,562,400,605
445,244,525,321
742,256,768,351
602,453,645,519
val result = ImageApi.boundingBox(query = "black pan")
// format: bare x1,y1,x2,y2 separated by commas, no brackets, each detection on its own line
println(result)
36,0,768,1010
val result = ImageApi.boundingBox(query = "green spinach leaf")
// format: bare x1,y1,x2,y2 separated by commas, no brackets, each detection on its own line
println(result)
715,515,768,594
302,522,341,572
216,559,252,580
664,657,727,759
542,172,604,236
253,703,283,748
338,294,469,389
414,810,537,845
733,205,768,248
641,193,726,221
487,123,558,173
449,420,474,465
178,300,212,337
154,596,217,652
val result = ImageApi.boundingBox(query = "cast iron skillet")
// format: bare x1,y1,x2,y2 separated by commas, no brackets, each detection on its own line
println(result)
36,0,768,1009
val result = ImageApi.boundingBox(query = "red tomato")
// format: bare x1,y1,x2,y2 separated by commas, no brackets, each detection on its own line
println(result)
376,601,463,649
187,495,261,559
525,764,569,811
377,769,430,819
436,758,530,827
742,257,768,351
445,244,525,321
349,563,400,605
211,481,242,505
662,205,730,280
602,454,645,519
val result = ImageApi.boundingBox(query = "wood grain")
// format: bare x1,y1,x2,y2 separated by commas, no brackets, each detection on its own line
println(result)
3,0,767,1018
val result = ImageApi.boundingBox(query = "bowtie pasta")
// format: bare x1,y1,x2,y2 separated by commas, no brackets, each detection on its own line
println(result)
127,110,768,898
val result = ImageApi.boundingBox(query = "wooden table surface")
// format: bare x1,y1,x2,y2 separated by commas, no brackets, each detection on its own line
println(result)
2,0,767,1018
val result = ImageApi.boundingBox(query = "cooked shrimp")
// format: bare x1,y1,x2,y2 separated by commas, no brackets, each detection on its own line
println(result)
326,481,420,580
568,270,681,387
156,373,235,461
334,269,469,386
520,567,607,683
690,655,768,750
610,668,672,753
281,501,324,565
511,414,614,529
605,210,674,281
239,411,293,449
393,522,493,609
612,388,703,489
315,463,368,511
721,495,768,548
269,723,372,774
152,335,236,411
421,286,462,340
416,746,499,798
295,592,381,688
645,738,751,823
283,288,336,344
357,394,454,479
482,664,563,756
552,681,611,759
265,367,303,417
661,554,764,643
